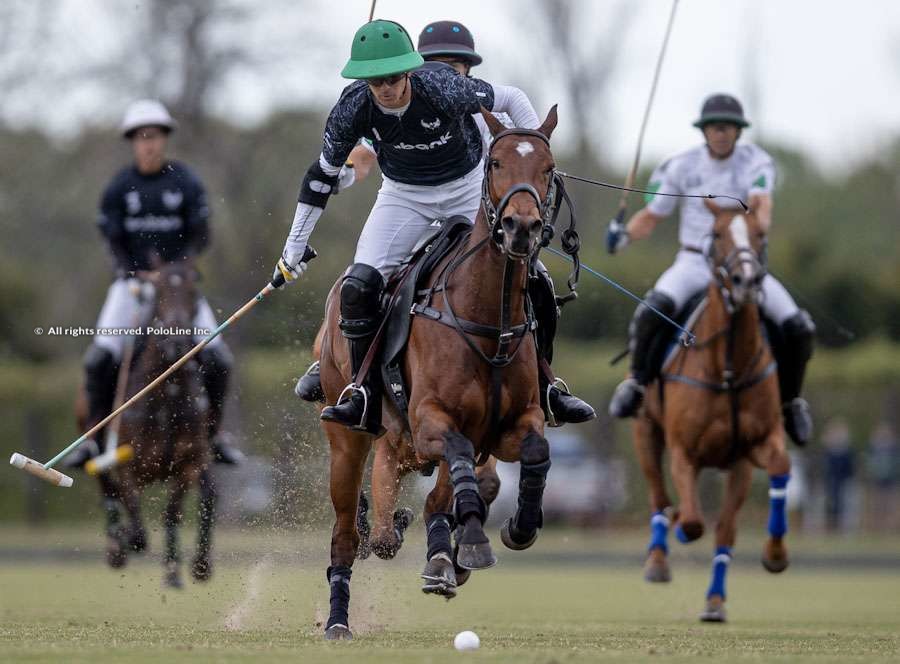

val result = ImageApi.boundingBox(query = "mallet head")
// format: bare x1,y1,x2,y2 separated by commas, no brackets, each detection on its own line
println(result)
9,453,74,488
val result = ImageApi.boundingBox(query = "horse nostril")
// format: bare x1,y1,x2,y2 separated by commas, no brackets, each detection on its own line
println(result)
501,216,516,232
732,273,743,286
530,218,542,234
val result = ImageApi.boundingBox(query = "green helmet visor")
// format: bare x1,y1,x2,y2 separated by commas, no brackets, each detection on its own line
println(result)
341,20,425,79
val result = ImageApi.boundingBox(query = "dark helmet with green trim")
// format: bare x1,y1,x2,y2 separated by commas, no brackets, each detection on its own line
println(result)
341,20,424,79
692,93,751,129
417,21,482,66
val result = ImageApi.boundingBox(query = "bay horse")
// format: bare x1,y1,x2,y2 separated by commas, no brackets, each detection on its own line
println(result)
78,260,216,588
633,202,790,622
316,106,563,640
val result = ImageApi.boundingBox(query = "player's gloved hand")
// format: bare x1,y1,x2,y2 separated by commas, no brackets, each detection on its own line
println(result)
272,248,311,288
606,210,630,254
334,162,356,194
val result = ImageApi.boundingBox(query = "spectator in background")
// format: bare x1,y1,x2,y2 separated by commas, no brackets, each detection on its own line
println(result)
821,418,855,532
866,422,899,532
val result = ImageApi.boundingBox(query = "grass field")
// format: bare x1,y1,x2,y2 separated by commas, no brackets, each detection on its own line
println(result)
1,527,898,663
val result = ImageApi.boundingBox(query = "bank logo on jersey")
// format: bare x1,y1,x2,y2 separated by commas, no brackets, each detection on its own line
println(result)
162,190,183,210
394,131,452,151
125,191,141,215
420,117,441,131
163,189,184,210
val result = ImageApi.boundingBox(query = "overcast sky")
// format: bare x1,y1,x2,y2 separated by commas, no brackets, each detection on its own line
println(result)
7,0,900,176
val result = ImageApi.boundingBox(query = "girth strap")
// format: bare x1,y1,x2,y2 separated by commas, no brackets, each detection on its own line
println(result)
409,304,535,340
662,360,776,393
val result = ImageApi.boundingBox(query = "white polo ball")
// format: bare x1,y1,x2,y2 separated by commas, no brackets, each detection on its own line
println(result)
454,630,480,651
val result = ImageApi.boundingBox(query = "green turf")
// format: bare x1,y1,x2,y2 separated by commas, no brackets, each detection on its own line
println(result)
1,529,898,663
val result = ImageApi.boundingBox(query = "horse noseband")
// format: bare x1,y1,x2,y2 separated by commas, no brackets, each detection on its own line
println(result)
487,182,546,250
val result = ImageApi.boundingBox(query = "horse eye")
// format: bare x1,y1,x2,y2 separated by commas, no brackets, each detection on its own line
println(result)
490,159,500,169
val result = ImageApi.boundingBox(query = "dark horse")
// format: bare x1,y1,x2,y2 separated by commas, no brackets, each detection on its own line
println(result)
316,107,564,639
633,202,790,622
77,260,216,588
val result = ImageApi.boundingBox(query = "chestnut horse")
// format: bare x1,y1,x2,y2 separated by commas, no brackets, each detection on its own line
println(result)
633,202,790,622
316,107,562,640
78,260,215,588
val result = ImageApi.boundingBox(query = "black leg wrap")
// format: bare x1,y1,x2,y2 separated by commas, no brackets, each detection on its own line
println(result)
325,565,352,629
444,432,487,524
628,290,677,385
198,345,232,439
426,513,454,560
515,433,550,533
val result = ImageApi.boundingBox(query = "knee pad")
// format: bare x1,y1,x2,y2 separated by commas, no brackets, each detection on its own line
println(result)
339,263,384,334
782,309,815,360
632,290,677,338
84,343,117,377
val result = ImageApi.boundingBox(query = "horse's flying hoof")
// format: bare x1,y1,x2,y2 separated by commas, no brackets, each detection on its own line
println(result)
500,518,539,551
456,542,496,570
421,553,458,599
699,596,727,623
324,624,353,641
452,545,471,587
191,556,213,582
761,556,789,573
643,549,672,583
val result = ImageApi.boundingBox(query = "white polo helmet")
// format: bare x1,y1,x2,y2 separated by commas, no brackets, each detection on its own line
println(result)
120,99,176,138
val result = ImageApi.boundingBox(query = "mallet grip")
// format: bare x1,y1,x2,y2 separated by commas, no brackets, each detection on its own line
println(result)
10,453,73,488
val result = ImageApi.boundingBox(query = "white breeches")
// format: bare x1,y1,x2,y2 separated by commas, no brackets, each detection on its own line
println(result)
93,278,223,360
654,250,799,323
353,165,482,279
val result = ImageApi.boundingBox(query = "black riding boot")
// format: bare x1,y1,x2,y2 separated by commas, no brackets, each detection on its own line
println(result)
769,310,815,446
320,264,386,437
295,360,324,402
65,344,118,468
531,260,595,425
609,290,677,418
199,345,244,464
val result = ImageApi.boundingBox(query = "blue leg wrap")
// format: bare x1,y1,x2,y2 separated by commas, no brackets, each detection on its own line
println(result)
674,523,690,544
706,545,732,599
648,511,669,553
767,473,790,538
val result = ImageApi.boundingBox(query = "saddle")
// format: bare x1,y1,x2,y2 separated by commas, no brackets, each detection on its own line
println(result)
379,215,473,415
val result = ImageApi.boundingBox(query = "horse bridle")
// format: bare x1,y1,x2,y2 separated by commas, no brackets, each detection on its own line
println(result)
480,127,581,296
704,232,768,313
480,128,558,252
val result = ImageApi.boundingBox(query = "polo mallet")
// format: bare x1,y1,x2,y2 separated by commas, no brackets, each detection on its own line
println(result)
368,0,377,21
84,282,148,476
10,246,316,488
611,0,679,226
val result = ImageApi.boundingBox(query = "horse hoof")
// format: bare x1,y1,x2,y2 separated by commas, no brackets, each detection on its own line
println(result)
761,556,789,574
457,541,496,570
324,624,353,641
421,554,458,599
191,556,213,582
643,557,672,583
163,562,183,589
700,597,727,623
675,521,704,543
128,528,148,553
500,518,539,551
106,548,127,569
452,546,472,587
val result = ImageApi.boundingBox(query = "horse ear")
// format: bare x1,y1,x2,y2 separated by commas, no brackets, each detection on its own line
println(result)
538,104,558,139
479,106,505,138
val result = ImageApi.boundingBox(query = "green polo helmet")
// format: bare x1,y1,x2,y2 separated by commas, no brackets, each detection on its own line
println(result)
341,20,424,79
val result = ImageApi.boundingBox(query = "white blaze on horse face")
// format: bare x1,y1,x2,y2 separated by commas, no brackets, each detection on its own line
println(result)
729,214,751,250
515,141,534,158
